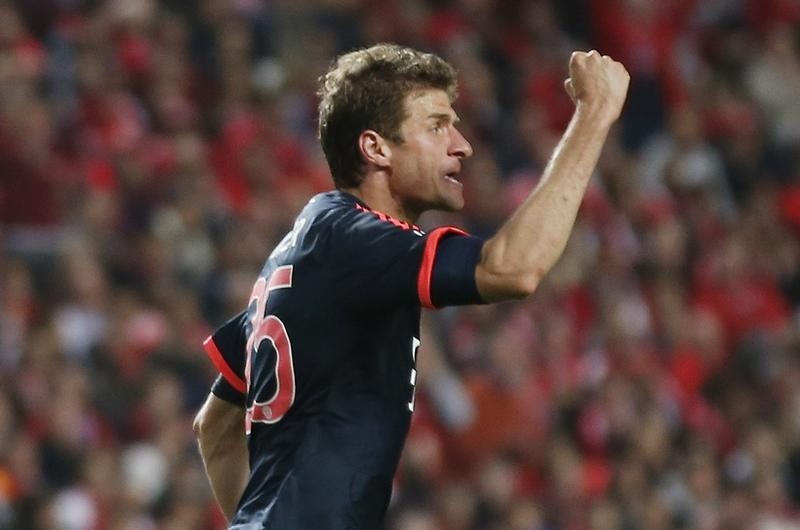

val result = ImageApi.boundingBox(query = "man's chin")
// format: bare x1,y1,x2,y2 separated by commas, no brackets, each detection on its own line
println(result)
413,193,464,217
441,193,465,212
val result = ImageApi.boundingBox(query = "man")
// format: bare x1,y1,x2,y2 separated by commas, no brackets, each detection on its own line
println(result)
194,44,629,529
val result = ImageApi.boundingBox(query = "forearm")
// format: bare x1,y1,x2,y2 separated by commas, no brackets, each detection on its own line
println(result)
477,107,613,301
195,395,249,520
199,432,249,519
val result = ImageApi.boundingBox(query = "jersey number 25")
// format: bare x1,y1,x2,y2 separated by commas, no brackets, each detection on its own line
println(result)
244,266,295,433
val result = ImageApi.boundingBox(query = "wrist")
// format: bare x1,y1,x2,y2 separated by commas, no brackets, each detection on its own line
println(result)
573,100,620,129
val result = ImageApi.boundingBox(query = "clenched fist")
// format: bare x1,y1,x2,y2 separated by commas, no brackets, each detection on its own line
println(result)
564,50,630,126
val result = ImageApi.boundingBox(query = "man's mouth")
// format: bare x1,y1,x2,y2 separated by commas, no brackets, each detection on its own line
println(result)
444,173,462,185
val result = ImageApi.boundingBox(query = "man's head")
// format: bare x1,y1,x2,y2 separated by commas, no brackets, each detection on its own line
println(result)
317,44,460,190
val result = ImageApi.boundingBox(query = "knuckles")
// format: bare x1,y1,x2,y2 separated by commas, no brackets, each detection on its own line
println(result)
570,50,628,81
565,50,630,110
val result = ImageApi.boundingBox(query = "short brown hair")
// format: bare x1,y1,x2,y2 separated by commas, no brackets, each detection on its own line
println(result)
318,44,458,188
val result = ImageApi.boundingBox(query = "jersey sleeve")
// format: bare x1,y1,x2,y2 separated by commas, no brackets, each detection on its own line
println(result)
211,374,246,407
326,205,485,310
203,311,248,402
428,233,486,308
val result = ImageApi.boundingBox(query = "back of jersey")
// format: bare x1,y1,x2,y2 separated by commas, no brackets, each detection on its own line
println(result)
204,190,482,529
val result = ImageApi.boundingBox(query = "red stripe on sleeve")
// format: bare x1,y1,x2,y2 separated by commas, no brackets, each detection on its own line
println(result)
203,336,247,394
417,226,468,309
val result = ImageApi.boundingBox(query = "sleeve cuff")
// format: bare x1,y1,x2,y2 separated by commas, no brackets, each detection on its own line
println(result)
211,374,246,407
417,226,468,309
203,336,247,394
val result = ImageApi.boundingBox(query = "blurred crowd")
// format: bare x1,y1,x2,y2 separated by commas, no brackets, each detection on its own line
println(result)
1,0,800,529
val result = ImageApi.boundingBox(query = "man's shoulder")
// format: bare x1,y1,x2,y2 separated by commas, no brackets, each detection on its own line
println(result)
292,190,358,233
299,190,409,235
267,190,360,264
302,190,357,216
284,190,426,268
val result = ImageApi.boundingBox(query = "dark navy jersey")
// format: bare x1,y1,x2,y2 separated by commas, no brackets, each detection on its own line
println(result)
204,190,484,530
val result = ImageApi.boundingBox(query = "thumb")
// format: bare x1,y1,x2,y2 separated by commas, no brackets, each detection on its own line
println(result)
564,78,576,102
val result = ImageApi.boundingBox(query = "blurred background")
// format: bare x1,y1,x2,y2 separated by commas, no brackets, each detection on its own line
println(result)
1,0,800,528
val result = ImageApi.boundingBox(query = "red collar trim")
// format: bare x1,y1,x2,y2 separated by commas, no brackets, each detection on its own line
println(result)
354,203,421,232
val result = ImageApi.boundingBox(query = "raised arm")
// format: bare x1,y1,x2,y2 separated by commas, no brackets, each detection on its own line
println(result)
193,393,249,521
475,51,630,302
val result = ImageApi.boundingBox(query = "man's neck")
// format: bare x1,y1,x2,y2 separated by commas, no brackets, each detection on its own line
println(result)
341,176,420,223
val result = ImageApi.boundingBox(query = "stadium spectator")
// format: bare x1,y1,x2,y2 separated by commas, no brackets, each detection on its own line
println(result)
2,0,800,528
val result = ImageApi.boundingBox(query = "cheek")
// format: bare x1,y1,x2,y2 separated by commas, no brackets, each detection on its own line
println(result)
404,149,431,182
418,144,443,176
392,154,426,193
393,139,442,192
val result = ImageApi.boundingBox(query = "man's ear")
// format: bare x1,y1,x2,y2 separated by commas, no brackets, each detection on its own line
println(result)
358,130,392,169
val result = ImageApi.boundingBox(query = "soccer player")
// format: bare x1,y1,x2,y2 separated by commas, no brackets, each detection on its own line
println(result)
193,44,629,529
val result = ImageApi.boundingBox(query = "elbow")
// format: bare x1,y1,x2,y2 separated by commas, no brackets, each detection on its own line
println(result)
477,239,548,302
515,272,542,298
504,271,542,300
477,264,543,302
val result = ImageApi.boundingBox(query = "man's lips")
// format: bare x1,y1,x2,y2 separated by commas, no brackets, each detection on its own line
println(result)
444,173,462,185
443,166,462,185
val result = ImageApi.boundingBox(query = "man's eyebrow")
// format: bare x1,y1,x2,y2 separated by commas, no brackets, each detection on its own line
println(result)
428,112,460,123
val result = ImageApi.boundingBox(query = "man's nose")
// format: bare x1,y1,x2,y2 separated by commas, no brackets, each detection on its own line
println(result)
449,127,473,159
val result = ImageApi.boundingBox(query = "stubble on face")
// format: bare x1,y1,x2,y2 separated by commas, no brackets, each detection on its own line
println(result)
387,89,469,219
